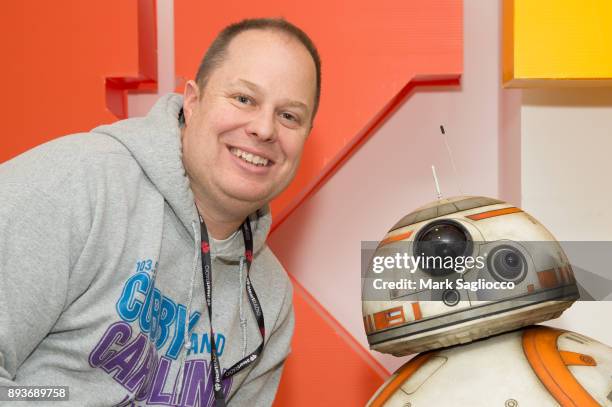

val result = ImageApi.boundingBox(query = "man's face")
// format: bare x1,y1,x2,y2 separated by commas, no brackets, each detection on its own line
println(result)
181,29,317,211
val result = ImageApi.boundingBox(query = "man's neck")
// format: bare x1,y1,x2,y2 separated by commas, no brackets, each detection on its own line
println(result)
199,212,243,240
194,195,250,240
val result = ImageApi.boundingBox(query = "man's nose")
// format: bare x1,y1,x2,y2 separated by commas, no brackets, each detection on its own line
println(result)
246,108,276,142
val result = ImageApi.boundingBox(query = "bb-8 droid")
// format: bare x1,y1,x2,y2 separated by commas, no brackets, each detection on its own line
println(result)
362,196,612,406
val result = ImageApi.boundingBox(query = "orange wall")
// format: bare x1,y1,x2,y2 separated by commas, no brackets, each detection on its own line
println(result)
274,278,388,406
0,0,156,164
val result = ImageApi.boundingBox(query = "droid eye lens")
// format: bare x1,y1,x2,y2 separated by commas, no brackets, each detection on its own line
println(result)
442,289,460,306
414,220,472,276
488,245,527,283
503,252,519,268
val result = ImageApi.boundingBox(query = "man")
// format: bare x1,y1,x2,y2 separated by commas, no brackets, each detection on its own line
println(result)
0,18,321,406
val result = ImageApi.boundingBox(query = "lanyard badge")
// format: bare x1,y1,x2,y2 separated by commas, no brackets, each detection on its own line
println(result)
199,216,266,406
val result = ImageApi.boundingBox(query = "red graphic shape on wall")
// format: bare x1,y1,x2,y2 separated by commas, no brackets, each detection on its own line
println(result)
274,278,388,406
174,0,463,229
0,0,157,164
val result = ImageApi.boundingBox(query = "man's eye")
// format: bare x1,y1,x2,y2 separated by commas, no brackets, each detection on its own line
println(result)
235,95,252,104
281,112,298,122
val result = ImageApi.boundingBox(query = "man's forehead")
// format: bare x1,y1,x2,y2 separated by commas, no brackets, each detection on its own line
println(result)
222,28,313,73
226,28,295,52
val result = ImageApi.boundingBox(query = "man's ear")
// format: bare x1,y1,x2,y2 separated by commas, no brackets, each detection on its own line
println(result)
182,80,201,126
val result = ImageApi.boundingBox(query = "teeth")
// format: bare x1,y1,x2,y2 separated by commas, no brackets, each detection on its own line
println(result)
230,148,270,166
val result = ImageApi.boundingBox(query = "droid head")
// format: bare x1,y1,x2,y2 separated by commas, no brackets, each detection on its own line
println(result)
362,196,579,356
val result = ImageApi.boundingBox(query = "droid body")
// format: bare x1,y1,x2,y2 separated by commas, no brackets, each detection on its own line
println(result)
367,326,612,407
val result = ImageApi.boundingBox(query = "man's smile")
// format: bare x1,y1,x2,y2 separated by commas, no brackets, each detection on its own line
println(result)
228,145,274,167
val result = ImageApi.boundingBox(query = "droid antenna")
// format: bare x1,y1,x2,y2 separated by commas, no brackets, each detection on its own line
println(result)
440,125,464,195
431,165,443,201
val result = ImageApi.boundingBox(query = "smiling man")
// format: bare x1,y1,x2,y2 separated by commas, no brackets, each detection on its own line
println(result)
181,24,318,241
0,18,320,406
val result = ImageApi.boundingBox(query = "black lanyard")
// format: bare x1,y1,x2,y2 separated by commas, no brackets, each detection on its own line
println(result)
199,216,265,406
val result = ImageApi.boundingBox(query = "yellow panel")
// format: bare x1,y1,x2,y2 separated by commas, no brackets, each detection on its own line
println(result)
503,0,612,87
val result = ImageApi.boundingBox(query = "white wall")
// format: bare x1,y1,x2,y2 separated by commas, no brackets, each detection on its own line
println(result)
520,87,612,340
521,88,612,242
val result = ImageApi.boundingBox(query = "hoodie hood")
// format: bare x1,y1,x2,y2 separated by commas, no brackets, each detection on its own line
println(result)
91,93,271,260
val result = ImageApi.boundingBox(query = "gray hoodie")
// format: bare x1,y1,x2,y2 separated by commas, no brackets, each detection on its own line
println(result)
0,94,294,406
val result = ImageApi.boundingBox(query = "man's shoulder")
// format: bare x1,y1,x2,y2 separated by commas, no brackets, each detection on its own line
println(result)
0,130,146,212
254,245,294,334
1,131,135,184
255,245,292,288
4,128,132,162
29,131,131,161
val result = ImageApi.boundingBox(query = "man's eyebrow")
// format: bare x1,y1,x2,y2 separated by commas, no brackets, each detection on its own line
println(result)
234,78,261,92
283,100,308,112
232,78,310,113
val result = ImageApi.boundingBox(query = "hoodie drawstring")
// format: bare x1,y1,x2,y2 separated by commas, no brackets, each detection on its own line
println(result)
173,220,200,403
238,256,248,358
